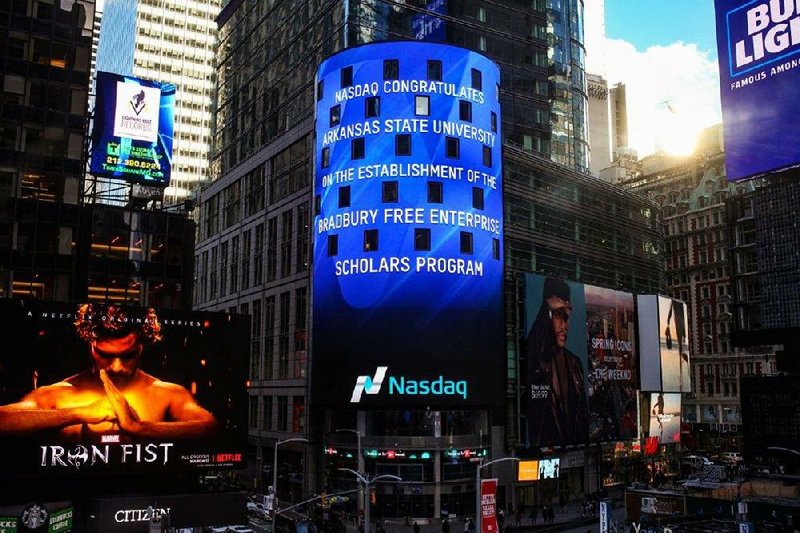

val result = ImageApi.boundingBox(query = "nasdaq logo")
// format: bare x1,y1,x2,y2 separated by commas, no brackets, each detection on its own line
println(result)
350,366,468,402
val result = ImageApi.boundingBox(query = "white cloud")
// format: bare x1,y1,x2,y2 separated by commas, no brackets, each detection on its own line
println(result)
603,38,722,157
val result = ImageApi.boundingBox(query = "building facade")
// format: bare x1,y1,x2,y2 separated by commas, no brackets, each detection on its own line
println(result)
94,0,219,204
195,0,661,516
620,127,776,454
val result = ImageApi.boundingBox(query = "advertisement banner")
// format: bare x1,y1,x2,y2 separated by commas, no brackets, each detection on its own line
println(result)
48,507,72,533
523,275,589,447
90,71,175,186
537,458,560,479
413,0,447,41
648,393,681,444
312,42,504,408
599,499,610,533
658,296,690,392
0,518,15,533
517,460,539,481
0,300,248,475
585,286,638,442
715,0,800,181
480,479,498,533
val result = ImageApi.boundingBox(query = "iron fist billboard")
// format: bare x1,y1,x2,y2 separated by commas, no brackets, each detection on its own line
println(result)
312,42,504,408
0,300,247,475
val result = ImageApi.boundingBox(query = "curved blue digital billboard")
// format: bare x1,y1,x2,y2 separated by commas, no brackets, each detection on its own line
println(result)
312,42,503,408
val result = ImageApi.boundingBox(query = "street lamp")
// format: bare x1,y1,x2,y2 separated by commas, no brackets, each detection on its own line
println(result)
334,428,363,515
475,458,519,533
273,437,310,511
339,467,401,533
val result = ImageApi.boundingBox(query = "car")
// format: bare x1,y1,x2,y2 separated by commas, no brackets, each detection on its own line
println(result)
722,452,743,463
210,527,255,533
684,455,712,469
246,502,268,520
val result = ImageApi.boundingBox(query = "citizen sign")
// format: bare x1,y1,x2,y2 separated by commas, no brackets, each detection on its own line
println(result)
114,507,170,523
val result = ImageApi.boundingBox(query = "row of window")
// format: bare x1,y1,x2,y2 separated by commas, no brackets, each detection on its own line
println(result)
318,61,484,98
329,97,497,127
248,394,305,434
321,137,492,167
336,182,486,209
326,230,501,257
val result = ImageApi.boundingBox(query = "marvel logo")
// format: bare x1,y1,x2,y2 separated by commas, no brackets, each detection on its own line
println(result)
101,434,120,443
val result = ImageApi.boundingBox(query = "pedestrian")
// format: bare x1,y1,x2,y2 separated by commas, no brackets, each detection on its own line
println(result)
442,516,450,533
515,508,522,527
413,522,421,533
376,520,385,533
464,517,471,533
529,505,538,526
497,509,505,531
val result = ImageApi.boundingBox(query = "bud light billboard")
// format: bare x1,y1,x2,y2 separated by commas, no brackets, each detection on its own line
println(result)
90,71,175,186
0,300,247,476
715,0,800,181
312,42,503,408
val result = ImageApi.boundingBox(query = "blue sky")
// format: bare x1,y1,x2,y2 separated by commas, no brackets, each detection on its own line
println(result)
586,0,723,157
605,0,718,57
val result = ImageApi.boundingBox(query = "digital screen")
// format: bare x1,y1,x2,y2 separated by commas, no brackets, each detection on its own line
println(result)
644,436,660,456
648,393,681,444
90,71,175,186
715,0,800,181
312,42,504,407
637,295,691,393
585,285,638,442
413,0,447,42
517,460,539,481
0,300,248,475
538,458,560,479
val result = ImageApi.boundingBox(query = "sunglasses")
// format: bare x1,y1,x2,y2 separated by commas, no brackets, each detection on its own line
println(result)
548,307,571,322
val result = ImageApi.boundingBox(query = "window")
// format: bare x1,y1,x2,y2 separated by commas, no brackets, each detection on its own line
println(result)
395,134,411,156
330,105,341,127
351,138,365,160
341,66,353,87
339,186,351,208
472,187,484,210
446,137,460,158
427,60,442,81
428,181,443,203
415,228,431,251
317,80,324,101
366,96,380,117
382,181,398,203
277,397,288,431
321,147,330,168
483,146,492,167
384,59,399,80
415,95,430,116
459,100,472,122
493,238,500,259
471,68,482,91
460,232,473,254
364,229,379,251
327,235,338,257
491,112,497,132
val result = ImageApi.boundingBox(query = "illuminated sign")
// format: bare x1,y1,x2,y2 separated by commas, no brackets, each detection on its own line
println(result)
413,0,447,41
648,393,681,445
715,0,800,181
637,295,691,393
644,436,660,456
312,42,504,408
0,300,248,475
517,460,540,482
90,71,175,186
443,448,488,461
538,458,560,479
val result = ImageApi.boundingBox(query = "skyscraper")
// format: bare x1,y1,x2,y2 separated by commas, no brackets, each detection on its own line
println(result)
95,0,219,205
197,0,660,514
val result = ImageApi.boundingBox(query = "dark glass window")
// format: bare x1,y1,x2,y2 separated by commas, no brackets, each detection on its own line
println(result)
493,238,500,260
459,101,472,122
328,235,338,257
427,182,443,203
483,145,492,167
472,187,484,210
339,186,351,208
364,230,379,251
330,105,341,127
341,66,353,87
382,181,398,203
395,134,411,156
491,112,497,132
384,59,400,80
321,147,330,168
471,68,482,91
415,229,431,251
352,138,365,160
460,232,473,254
415,95,430,116
446,137,460,159
315,194,321,214
317,80,324,101
427,60,442,81
366,96,380,117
